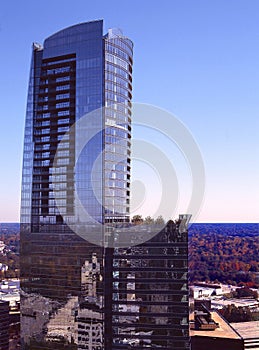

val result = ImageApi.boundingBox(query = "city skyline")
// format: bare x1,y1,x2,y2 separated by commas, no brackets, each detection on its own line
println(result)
1,0,259,223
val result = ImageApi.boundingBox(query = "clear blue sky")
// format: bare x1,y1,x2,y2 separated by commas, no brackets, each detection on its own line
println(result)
0,0,258,222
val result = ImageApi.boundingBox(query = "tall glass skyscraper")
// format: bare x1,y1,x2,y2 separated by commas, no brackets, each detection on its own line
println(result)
21,19,132,233
20,20,133,349
20,20,189,350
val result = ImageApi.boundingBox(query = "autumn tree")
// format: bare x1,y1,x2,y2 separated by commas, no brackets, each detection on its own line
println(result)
131,215,143,225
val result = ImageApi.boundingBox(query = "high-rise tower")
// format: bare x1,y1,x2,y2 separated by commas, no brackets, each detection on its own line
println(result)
21,19,132,234
20,20,133,349
20,20,190,350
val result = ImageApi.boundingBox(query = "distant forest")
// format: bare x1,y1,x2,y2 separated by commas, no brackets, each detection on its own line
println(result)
189,223,259,287
0,223,20,279
0,223,258,287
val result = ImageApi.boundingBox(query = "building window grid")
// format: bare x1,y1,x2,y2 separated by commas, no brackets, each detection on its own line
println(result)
31,55,76,222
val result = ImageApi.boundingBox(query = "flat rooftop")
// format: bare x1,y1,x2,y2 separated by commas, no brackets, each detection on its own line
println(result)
190,311,241,339
231,321,259,339
211,298,258,308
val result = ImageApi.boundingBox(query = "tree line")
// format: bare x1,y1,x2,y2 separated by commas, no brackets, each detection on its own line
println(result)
0,220,258,287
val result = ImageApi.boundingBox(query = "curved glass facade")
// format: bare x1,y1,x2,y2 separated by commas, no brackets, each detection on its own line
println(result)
21,22,133,233
104,29,133,223
20,21,133,349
